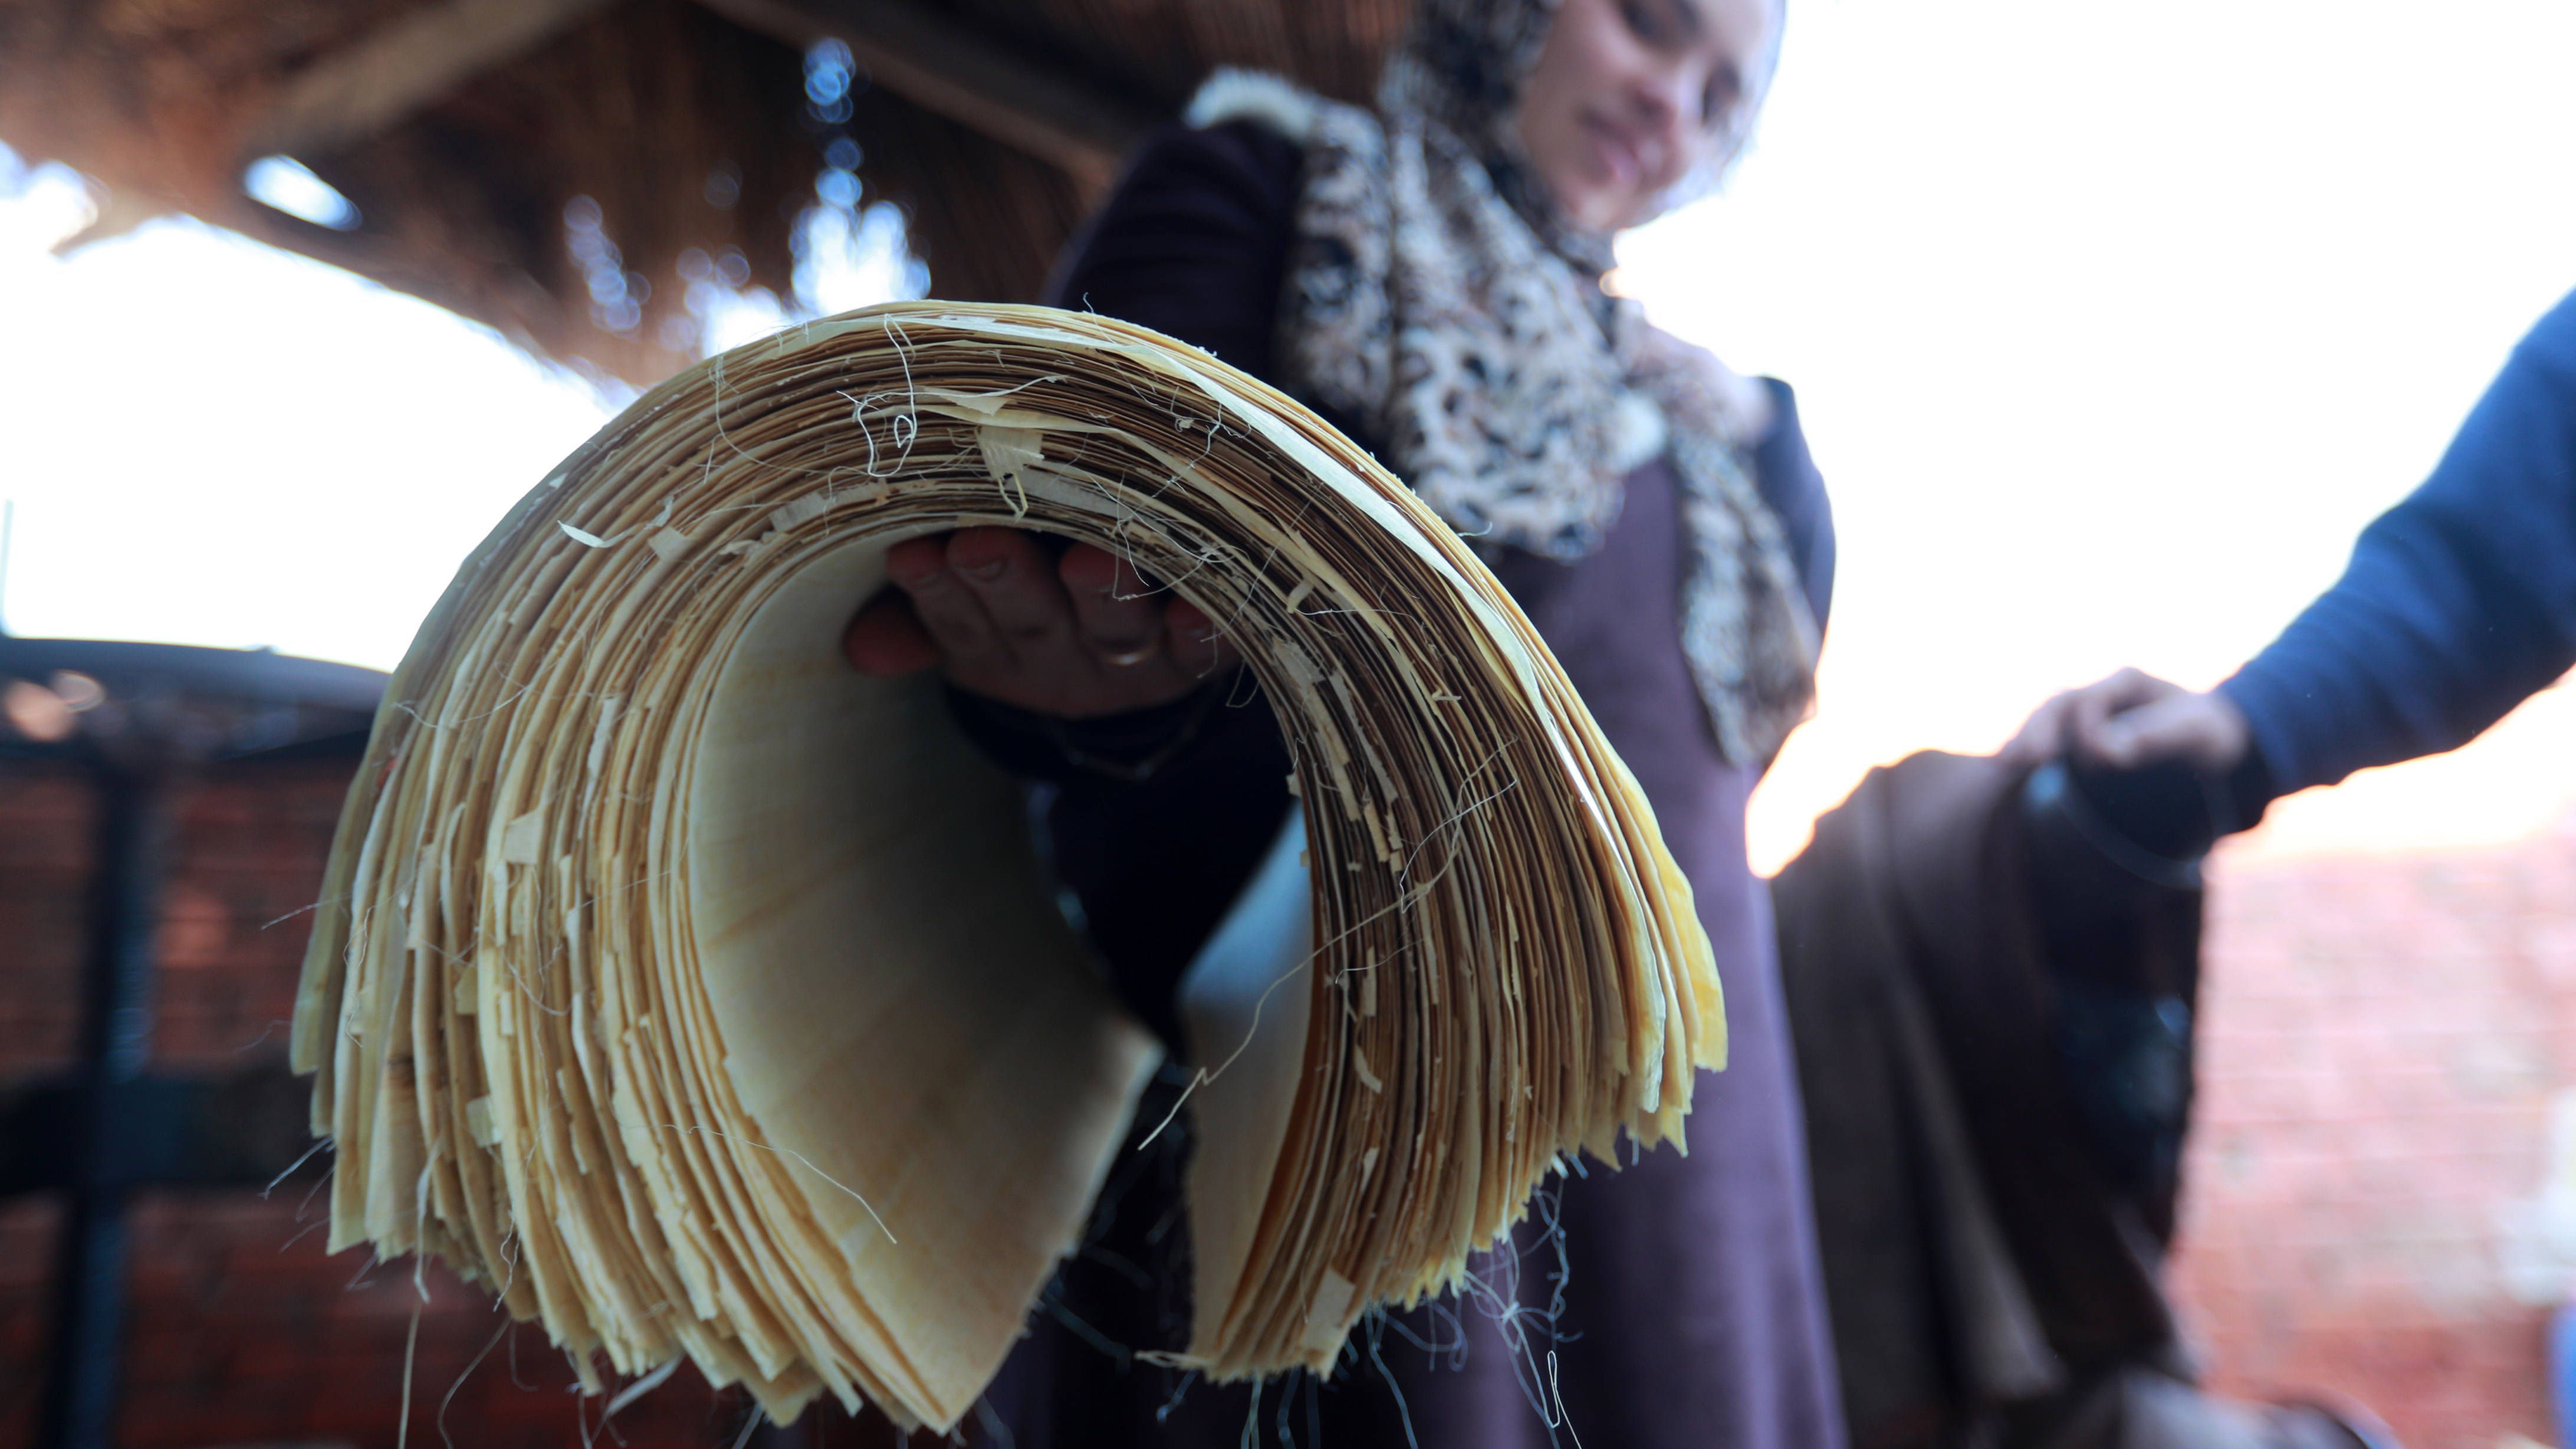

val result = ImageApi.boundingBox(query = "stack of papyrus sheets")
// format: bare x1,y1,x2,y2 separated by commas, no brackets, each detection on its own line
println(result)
294,303,1723,1433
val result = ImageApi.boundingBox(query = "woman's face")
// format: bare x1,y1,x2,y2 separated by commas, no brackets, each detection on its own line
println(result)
1512,0,1782,234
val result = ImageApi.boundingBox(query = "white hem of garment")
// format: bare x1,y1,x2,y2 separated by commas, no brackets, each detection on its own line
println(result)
1185,68,1324,141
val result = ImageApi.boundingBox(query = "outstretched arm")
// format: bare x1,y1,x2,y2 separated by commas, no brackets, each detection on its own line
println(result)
2010,289,2576,817
2216,289,2576,798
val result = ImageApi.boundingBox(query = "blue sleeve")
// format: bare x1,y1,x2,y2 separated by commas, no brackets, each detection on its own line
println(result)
2219,289,2576,799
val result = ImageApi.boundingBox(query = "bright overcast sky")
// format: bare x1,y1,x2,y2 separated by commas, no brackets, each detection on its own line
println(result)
4,0,2574,869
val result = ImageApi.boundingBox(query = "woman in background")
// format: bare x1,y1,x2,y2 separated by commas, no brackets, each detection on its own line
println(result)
845,0,1844,1443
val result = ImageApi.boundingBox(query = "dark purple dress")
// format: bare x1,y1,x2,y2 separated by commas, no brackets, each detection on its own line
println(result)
966,120,1848,1449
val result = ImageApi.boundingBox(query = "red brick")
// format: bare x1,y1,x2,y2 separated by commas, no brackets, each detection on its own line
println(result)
2174,835,2576,1445
25,717,2571,1445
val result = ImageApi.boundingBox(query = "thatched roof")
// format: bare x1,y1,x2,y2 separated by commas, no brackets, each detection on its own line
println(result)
1,0,1405,382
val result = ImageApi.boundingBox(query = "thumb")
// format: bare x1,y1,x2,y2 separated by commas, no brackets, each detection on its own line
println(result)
2093,693,2233,771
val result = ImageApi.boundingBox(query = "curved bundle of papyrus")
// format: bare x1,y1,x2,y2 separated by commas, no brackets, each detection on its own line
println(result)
293,303,1723,1432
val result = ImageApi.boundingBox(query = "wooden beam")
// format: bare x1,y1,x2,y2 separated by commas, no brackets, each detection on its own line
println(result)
248,0,624,159
693,0,1158,187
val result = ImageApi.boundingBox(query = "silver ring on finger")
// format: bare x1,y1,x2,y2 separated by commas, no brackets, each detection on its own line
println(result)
1096,638,1159,668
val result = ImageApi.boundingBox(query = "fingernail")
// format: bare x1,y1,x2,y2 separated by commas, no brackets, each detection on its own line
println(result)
965,559,1008,581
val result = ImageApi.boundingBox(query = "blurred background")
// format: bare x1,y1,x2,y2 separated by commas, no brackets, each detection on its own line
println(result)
4,0,2575,1445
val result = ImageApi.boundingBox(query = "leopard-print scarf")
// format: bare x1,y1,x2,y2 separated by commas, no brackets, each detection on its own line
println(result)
1185,0,1819,764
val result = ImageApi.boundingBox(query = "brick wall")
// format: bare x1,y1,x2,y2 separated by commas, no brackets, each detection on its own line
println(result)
2,1193,759,1449
0,756,908,1449
1,762,90,1072
146,755,353,1068
2174,826,2576,1448
14,738,2574,1447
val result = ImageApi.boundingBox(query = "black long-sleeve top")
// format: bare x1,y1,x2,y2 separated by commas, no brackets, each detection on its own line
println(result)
970,118,1851,1449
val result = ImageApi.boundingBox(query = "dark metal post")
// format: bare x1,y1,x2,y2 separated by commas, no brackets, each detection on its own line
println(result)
37,758,173,1449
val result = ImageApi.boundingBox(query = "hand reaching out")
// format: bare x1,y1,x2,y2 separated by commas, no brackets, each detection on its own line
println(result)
842,527,1240,718
2004,667,2252,773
